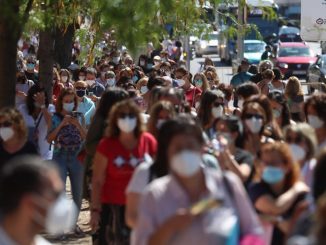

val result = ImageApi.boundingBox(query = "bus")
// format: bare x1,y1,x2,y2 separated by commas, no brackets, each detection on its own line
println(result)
218,0,279,64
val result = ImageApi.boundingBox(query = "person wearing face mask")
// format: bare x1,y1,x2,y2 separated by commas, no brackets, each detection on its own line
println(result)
85,67,105,101
105,71,116,88
77,67,87,81
198,90,225,139
90,99,157,245
111,51,121,65
214,116,255,188
24,56,39,84
59,69,73,89
241,101,273,157
18,85,54,160
175,67,202,108
284,123,317,191
47,88,87,236
74,81,95,127
15,70,35,107
268,91,292,129
249,142,309,245
133,115,263,245
0,156,77,245
147,101,176,139
304,93,326,154
96,64,111,88
193,72,210,93
138,54,148,72
0,108,38,171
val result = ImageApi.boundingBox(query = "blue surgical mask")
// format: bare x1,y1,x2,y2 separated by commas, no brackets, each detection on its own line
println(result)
262,166,285,184
27,63,35,70
63,102,75,112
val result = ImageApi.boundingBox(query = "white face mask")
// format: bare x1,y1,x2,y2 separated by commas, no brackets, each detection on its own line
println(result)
212,106,224,119
308,115,324,129
61,76,68,83
78,75,85,81
170,150,202,178
289,143,306,162
245,117,263,134
107,78,115,86
176,79,185,87
140,86,148,94
117,117,137,133
86,80,95,87
237,99,244,109
156,119,166,129
112,57,120,64
0,127,14,141
140,60,145,66
33,193,77,235
63,102,74,112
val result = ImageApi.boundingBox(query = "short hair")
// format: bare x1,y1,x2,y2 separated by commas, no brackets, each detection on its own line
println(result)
304,93,326,123
86,67,97,75
236,82,260,99
0,156,57,215
0,107,27,140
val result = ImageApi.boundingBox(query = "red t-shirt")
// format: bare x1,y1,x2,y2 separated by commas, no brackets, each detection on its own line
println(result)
96,132,157,205
185,87,202,107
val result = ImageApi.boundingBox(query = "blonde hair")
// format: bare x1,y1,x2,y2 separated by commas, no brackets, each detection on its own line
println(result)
285,76,304,98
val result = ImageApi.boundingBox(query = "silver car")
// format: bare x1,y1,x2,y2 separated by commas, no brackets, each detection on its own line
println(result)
195,32,219,57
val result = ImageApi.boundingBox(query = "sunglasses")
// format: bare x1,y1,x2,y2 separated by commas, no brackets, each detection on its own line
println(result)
286,135,302,144
0,121,12,127
243,113,264,120
119,113,136,119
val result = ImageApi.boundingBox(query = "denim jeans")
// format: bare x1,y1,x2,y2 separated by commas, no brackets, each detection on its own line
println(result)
53,151,84,223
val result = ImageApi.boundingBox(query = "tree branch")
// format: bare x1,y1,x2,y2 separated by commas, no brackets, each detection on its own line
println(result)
22,0,34,24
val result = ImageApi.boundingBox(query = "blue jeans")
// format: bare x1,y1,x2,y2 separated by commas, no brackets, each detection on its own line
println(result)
53,151,84,223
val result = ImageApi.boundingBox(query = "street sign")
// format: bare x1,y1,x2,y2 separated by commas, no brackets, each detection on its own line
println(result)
301,0,326,41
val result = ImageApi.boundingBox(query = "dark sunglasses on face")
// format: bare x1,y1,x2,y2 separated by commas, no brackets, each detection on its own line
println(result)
286,135,302,144
0,121,12,127
119,112,136,119
243,113,264,120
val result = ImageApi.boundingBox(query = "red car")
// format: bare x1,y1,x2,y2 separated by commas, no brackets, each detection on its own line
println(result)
275,42,317,78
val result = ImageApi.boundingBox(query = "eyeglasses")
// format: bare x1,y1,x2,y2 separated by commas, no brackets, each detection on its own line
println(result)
213,102,224,107
286,135,302,144
119,112,136,119
243,113,264,120
0,121,12,127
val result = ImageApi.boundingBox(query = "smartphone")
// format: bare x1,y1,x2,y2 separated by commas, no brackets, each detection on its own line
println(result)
190,198,223,215
88,92,94,97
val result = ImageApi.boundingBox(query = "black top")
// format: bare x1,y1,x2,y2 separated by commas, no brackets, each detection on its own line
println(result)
250,73,263,84
234,148,254,188
0,141,38,172
249,182,306,245
25,71,39,85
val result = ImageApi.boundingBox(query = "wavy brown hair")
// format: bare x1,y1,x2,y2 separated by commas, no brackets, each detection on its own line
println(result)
0,107,27,140
260,142,300,191
105,99,145,138
55,88,78,113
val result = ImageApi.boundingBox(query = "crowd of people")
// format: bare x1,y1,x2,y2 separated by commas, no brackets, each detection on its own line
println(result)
1,39,326,245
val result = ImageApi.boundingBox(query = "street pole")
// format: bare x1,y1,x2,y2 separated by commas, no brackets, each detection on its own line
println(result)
237,0,245,62
185,35,191,70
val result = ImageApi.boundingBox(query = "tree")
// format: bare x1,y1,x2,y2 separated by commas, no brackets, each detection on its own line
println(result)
0,0,34,108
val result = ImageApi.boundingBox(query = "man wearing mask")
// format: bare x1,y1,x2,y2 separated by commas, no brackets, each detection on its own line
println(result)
25,56,39,85
74,81,96,127
85,67,105,101
0,156,77,245
96,64,110,88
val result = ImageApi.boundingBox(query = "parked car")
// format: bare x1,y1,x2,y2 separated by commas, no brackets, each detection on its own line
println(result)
306,54,326,93
278,26,302,43
244,40,266,64
275,42,316,78
195,32,218,57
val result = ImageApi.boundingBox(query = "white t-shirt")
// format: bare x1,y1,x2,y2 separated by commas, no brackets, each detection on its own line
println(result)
126,161,153,194
18,104,55,160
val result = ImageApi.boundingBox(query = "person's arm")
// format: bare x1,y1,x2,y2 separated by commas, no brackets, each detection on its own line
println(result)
254,182,309,216
46,116,68,143
90,151,108,231
126,193,141,228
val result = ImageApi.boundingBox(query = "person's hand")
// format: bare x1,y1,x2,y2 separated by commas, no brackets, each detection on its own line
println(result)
16,91,26,98
90,211,100,232
70,116,82,128
293,182,310,195
33,92,45,106
60,115,73,128
88,95,98,103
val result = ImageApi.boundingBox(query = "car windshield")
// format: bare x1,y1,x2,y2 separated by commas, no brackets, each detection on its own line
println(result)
208,34,218,40
278,47,312,57
244,43,265,53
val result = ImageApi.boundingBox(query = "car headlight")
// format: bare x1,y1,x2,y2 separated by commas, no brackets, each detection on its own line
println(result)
278,62,288,69
200,42,207,49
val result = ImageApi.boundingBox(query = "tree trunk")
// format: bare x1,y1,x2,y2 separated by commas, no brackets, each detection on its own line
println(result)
39,29,55,104
54,24,75,69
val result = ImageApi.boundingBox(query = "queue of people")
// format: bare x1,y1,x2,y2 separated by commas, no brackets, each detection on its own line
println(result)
1,42,326,245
